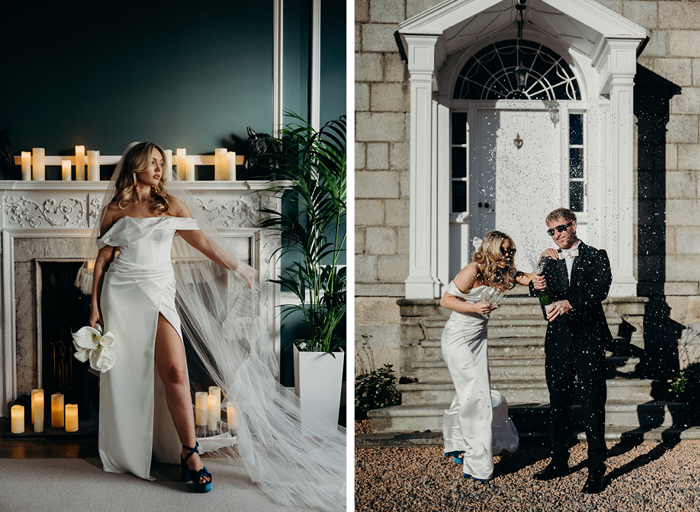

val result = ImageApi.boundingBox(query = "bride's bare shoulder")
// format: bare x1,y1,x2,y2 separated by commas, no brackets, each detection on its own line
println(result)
168,195,193,218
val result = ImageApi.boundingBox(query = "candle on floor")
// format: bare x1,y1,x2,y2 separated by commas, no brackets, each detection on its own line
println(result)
176,148,186,181
21,152,31,181
62,160,72,181
51,393,64,428
226,402,238,428
226,152,236,181
214,148,227,181
209,385,221,422
164,149,173,181
31,388,41,424
186,156,195,181
75,145,86,180
195,391,207,426
207,395,219,430
32,148,45,181
34,392,44,433
87,150,100,181
11,405,24,434
65,404,78,432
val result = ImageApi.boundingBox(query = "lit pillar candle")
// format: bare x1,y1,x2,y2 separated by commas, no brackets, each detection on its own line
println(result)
62,160,72,181
164,149,173,181
195,391,207,426
51,393,64,428
207,395,219,430
75,145,86,180
65,404,78,432
32,148,45,181
226,152,236,181
31,388,41,424
214,148,227,181
186,156,195,181
21,152,31,181
226,402,238,428
208,386,221,421
176,148,186,181
87,150,100,181
11,405,24,434
34,392,44,433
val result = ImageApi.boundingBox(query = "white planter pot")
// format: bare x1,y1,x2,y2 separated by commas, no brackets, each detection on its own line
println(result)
293,345,345,436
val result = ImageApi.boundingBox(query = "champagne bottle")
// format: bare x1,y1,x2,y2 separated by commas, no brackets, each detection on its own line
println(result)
534,257,553,320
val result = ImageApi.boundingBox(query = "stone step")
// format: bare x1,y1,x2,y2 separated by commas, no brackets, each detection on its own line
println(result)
398,377,655,405
413,338,546,360
422,315,623,341
367,401,698,433
412,356,639,382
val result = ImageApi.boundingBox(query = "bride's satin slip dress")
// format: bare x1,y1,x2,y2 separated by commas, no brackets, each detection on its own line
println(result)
97,216,199,480
440,281,519,481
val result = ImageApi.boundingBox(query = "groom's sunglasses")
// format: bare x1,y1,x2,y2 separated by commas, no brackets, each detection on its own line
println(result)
547,221,574,236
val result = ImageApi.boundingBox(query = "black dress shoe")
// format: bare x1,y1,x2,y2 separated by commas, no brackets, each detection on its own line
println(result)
533,461,569,481
581,470,605,494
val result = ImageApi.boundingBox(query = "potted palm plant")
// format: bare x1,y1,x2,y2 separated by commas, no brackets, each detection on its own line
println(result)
259,112,346,434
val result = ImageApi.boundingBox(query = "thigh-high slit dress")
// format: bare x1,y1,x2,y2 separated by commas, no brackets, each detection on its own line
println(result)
440,281,519,481
97,216,199,480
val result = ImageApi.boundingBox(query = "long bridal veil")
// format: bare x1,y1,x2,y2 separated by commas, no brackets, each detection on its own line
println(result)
77,143,346,511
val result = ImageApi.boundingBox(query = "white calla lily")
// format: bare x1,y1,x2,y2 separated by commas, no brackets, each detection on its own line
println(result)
72,326,102,350
99,331,116,348
89,345,116,373
74,348,90,363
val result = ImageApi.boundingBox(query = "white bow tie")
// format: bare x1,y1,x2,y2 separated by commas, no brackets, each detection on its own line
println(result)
558,247,579,259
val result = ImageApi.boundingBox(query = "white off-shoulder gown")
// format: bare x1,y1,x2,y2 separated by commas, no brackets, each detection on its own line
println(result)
441,282,519,481
97,216,199,480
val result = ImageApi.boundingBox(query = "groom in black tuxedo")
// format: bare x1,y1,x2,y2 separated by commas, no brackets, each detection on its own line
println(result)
530,208,612,494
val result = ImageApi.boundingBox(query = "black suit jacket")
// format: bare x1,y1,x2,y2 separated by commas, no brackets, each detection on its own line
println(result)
530,242,613,355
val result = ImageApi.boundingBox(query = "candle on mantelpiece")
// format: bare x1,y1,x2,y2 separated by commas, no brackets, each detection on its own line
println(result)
11,405,24,434
87,150,100,181
34,392,44,433
31,388,41,424
65,404,78,432
164,149,173,181
214,148,227,181
62,160,72,181
195,391,207,426
226,152,236,181
176,148,186,181
51,393,64,428
32,148,45,181
207,395,219,430
21,152,31,181
186,156,195,181
226,402,238,428
75,145,86,180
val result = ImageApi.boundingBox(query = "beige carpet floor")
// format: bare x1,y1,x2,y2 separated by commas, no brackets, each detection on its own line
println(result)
0,458,309,512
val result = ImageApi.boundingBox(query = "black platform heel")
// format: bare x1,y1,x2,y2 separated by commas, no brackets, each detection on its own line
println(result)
181,441,212,493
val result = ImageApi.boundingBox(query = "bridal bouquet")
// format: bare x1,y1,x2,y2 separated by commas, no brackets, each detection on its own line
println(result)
72,325,116,373
480,288,505,319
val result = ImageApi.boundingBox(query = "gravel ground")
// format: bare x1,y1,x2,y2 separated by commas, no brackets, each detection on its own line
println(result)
355,422,700,511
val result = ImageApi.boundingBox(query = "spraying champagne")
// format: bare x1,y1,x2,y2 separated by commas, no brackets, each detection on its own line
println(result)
534,256,554,320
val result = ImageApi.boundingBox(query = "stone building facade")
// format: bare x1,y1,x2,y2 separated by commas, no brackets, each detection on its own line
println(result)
355,0,700,375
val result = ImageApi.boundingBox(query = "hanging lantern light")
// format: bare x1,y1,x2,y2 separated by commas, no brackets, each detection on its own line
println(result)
514,0,528,92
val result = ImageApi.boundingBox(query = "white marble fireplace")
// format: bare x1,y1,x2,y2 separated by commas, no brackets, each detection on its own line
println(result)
0,181,281,416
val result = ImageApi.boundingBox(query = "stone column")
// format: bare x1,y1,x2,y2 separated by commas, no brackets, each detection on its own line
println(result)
404,34,441,299
596,38,641,296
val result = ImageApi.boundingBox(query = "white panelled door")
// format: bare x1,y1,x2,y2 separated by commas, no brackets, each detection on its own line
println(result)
469,109,562,272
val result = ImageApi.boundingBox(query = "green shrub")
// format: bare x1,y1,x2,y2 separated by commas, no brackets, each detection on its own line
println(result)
355,364,401,419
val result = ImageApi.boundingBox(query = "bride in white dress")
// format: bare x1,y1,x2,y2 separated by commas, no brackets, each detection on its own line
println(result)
85,142,345,509
440,231,531,482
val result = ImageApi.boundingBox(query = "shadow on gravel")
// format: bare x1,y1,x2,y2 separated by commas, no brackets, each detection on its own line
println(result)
604,437,680,485
492,442,551,479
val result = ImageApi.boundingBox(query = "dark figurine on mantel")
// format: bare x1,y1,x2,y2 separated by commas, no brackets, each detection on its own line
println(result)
0,127,17,180
245,127,279,178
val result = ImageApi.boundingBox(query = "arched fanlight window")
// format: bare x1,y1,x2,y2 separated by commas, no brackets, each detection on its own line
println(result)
453,39,581,101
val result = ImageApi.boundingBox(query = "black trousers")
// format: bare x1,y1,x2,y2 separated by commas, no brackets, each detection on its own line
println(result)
545,332,607,471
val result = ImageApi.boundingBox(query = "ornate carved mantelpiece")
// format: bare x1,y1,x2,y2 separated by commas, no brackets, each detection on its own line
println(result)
0,181,284,416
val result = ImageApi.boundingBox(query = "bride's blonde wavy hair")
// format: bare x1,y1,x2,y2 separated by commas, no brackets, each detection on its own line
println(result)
113,142,170,215
472,231,518,292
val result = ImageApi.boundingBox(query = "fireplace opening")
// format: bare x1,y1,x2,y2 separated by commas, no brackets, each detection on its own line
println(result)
39,261,98,434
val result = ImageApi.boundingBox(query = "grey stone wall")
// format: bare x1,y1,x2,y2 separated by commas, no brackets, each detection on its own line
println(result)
355,0,700,374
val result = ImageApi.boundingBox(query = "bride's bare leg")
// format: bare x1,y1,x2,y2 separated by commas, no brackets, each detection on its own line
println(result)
154,314,210,483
